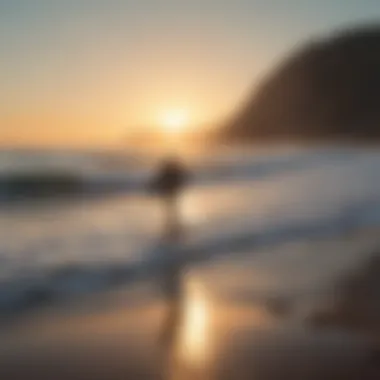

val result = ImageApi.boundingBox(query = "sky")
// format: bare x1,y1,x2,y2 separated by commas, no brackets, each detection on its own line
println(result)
0,0,379,148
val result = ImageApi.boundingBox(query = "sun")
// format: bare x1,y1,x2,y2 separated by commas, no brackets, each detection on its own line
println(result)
160,109,190,134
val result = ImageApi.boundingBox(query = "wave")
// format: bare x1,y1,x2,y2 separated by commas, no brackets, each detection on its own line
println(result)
0,147,359,202
1,196,380,316
0,171,145,202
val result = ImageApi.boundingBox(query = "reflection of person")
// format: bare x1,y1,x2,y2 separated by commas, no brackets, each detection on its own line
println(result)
159,259,183,348
149,157,189,239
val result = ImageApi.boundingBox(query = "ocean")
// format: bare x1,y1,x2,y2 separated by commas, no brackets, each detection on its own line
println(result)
1,146,380,314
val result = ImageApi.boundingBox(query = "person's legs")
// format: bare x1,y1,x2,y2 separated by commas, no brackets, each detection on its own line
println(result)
164,195,181,240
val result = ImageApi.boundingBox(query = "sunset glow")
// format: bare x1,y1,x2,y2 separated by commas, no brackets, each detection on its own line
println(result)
160,109,191,135
1,1,378,148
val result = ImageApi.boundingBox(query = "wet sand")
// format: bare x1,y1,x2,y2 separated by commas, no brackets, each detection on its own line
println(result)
1,229,380,380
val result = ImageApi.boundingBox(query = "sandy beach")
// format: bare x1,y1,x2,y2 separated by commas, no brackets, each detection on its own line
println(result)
1,228,379,380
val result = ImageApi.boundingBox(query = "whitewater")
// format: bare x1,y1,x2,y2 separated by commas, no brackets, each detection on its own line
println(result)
1,146,380,313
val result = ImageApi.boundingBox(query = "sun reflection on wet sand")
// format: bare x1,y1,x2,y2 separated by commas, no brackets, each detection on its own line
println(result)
178,278,211,367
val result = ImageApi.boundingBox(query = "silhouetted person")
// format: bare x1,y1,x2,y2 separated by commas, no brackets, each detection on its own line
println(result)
148,158,190,378
149,157,189,240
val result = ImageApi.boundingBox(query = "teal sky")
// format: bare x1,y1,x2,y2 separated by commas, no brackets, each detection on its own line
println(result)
1,0,379,147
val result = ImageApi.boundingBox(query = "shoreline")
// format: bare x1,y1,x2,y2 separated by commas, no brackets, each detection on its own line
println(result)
1,227,380,379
